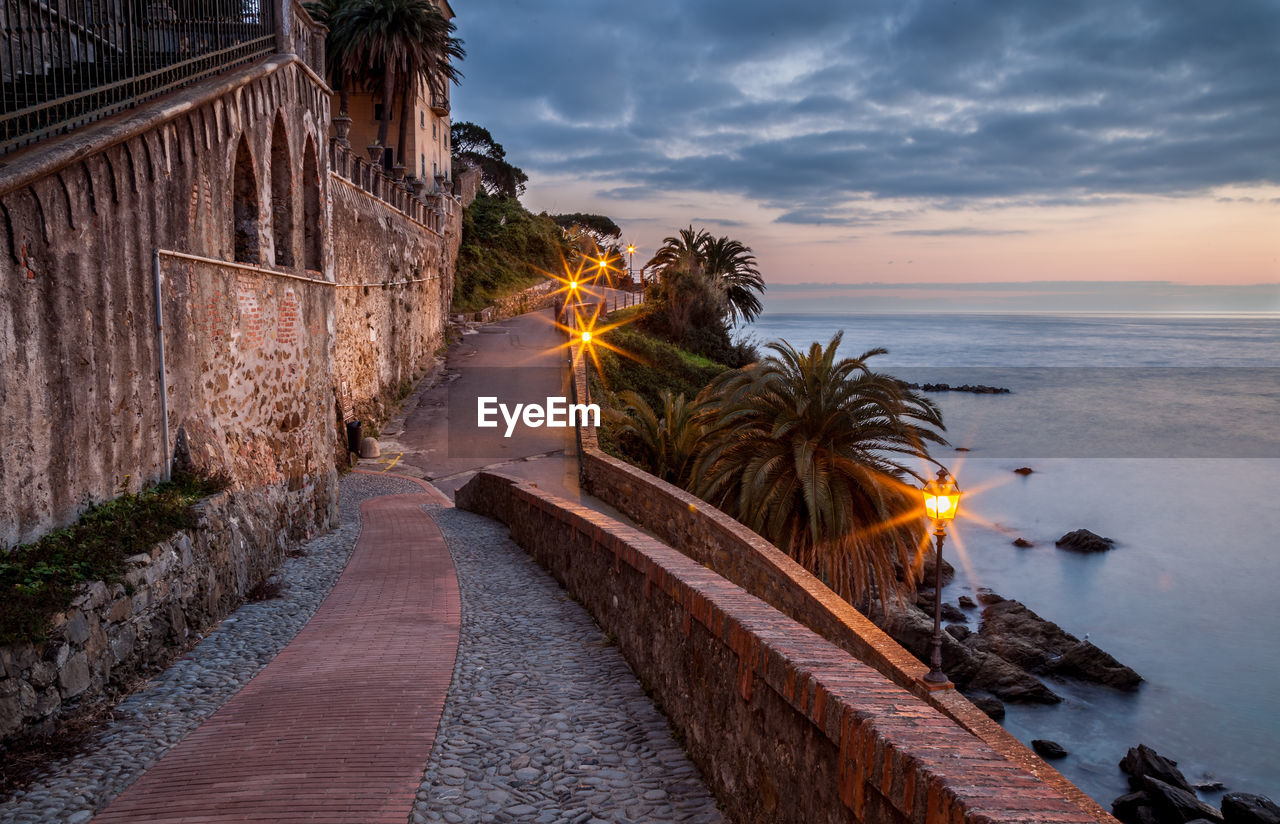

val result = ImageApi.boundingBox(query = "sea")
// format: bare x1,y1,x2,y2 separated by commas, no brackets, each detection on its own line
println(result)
742,312,1280,806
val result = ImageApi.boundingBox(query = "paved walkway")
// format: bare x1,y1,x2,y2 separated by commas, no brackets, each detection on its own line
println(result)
90,495,461,823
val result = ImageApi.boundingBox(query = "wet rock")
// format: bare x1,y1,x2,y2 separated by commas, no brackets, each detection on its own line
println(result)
1222,793,1280,824
945,624,971,641
957,595,976,609
1120,744,1194,793
1113,791,1154,824
1055,529,1116,553
1032,739,1068,759
1141,776,1223,824
980,599,1141,689
1013,467,1034,475
962,690,1005,720
1013,538,1035,548
920,552,955,587
976,589,1006,605
874,604,1059,704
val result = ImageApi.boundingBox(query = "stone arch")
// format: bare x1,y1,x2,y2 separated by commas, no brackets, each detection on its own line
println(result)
232,136,261,264
270,115,295,266
302,135,323,273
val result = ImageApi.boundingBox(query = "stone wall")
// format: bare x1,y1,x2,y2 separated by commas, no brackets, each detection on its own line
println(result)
463,278,559,323
0,485,303,742
0,56,336,549
330,176,459,427
457,471,1105,824
566,341,1112,822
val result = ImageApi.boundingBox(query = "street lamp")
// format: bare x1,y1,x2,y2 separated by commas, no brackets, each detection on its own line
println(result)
921,468,962,685
626,244,636,286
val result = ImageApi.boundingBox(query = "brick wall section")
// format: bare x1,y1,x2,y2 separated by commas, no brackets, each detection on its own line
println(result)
330,177,460,426
457,471,1100,824
566,342,1112,823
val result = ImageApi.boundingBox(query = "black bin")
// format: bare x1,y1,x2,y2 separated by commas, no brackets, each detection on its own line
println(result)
345,420,362,454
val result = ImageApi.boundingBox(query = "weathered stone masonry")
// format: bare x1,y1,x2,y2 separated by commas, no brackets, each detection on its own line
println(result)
0,2,461,743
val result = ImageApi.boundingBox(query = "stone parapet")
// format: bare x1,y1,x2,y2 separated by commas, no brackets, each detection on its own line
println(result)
457,471,1104,824
0,482,329,744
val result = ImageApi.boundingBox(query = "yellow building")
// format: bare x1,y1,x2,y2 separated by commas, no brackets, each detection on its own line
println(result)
336,0,455,186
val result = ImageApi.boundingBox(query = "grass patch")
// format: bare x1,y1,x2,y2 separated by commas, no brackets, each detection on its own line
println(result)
593,323,731,410
0,472,228,645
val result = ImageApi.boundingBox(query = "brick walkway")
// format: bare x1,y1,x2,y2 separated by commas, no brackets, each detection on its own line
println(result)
91,494,460,824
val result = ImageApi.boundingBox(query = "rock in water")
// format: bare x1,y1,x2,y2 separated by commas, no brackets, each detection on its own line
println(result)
981,599,1142,689
921,551,955,586
1032,739,1069,759
1142,776,1224,823
1056,528,1116,552
1113,791,1154,824
957,595,976,609
1222,793,1280,824
1013,537,1035,548
1057,640,1144,690
961,690,1005,720
1014,466,1035,475
945,623,971,641
1120,744,1195,793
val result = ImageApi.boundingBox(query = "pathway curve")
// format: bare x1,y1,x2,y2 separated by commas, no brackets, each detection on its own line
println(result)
0,473,424,824
89,493,460,823
408,505,724,824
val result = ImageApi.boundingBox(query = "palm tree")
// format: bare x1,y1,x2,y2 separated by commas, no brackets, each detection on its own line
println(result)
644,226,765,326
694,333,947,607
332,0,465,163
605,389,706,488
304,0,359,116
702,235,764,324
644,225,710,280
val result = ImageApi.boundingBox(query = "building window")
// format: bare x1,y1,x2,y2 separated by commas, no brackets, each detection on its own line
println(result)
421,154,426,179
432,121,437,139
432,161,437,179
420,110,425,128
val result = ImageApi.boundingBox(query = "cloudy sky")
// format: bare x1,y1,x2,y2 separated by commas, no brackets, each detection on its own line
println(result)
450,0,1279,309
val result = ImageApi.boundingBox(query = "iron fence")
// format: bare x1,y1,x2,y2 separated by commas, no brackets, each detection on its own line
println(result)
1,0,277,154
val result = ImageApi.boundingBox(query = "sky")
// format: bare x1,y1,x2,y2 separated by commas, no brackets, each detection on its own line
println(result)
449,0,1280,311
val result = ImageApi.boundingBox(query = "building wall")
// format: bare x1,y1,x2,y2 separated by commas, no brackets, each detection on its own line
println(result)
330,175,459,424
0,58,338,549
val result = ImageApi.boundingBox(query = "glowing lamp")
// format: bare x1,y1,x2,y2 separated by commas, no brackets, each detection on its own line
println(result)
569,280,578,290
626,245,635,254
923,469,961,523
598,259,607,269
580,331,592,343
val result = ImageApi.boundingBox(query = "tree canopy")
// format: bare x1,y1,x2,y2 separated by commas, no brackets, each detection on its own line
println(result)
451,121,529,197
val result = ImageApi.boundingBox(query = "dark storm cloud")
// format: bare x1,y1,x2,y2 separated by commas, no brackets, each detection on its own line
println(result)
451,0,1280,224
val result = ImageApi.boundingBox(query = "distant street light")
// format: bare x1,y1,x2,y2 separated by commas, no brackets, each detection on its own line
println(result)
921,468,962,685
626,244,636,286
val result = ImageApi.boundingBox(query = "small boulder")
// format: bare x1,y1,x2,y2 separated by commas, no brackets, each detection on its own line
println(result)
945,624,971,641
1222,793,1280,824
1014,467,1035,475
1142,776,1223,824
976,588,1006,605
1013,538,1035,548
957,595,976,609
955,446,971,452
1056,529,1116,553
962,690,1005,720
1032,739,1068,759
921,552,955,587
1113,791,1153,824
359,436,380,458
1120,744,1194,793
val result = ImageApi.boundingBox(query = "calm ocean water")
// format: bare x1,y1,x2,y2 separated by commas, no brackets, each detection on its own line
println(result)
744,312,1280,805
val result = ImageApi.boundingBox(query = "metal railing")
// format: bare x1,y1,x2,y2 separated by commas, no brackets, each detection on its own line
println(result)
329,136,457,234
1,0,277,154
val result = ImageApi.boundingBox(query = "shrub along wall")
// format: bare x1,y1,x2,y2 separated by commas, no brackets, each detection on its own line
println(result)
0,487,297,743
457,471,1105,824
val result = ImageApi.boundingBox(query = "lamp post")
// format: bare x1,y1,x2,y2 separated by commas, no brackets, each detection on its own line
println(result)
626,244,636,286
579,329,593,403
921,468,962,685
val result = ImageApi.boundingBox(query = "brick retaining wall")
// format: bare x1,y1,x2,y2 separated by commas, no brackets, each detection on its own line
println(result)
457,471,1102,824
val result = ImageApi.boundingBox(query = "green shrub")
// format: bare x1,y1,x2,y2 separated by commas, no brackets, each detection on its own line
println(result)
0,472,227,644
452,193,570,312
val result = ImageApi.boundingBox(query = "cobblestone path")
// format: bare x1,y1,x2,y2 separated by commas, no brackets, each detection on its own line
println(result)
409,505,724,824
0,474,422,824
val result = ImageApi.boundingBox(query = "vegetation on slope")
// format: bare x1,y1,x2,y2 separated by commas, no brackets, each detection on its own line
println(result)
452,192,569,313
